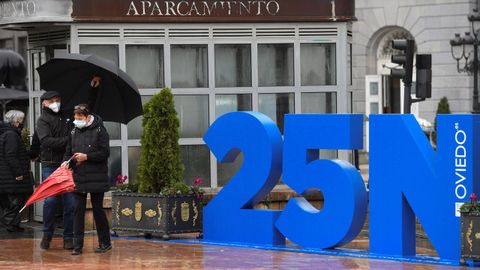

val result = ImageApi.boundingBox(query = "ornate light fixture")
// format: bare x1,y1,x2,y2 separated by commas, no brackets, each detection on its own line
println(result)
450,7,480,114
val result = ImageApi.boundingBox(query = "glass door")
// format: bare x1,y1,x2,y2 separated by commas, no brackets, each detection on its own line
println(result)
30,49,47,221
30,45,68,221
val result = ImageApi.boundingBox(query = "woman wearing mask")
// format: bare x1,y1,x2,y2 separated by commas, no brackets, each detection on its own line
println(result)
0,110,33,232
62,104,111,255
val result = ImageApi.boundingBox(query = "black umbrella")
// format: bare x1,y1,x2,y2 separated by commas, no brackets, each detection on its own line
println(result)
0,50,27,89
36,53,142,124
0,87,29,117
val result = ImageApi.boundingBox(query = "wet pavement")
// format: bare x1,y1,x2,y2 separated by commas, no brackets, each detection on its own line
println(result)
0,223,471,269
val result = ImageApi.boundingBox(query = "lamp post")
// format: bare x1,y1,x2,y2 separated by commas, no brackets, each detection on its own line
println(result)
450,7,480,114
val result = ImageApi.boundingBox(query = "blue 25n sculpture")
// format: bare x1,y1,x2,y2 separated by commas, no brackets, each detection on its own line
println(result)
203,112,480,261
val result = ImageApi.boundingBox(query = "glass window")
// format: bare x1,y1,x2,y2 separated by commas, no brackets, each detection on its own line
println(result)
32,52,46,91
307,149,338,162
104,122,121,140
215,94,252,119
217,153,244,187
258,44,294,87
370,102,379,114
128,147,141,184
180,145,211,187
128,96,152,140
126,45,164,89
258,93,294,133
301,92,337,114
215,94,251,186
108,147,122,184
80,44,121,139
174,95,209,138
79,44,119,66
301,93,338,159
215,44,251,87
18,37,28,63
32,53,40,91
370,82,379,95
301,43,336,86
33,98,40,129
348,91,353,114
0,39,14,49
171,45,208,88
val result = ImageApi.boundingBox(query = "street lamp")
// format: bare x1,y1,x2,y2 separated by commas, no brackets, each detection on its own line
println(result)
450,8,480,114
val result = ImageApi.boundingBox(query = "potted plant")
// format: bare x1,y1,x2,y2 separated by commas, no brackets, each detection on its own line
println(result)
460,193,480,265
111,88,203,239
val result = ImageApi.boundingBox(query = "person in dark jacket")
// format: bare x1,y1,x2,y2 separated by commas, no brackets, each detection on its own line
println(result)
36,91,75,250
0,110,33,232
62,104,111,255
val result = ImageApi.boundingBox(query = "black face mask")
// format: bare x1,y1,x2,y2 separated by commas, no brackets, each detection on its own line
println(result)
17,123,24,130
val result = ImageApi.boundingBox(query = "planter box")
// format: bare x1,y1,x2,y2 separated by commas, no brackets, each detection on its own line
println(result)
461,211,480,261
111,192,202,238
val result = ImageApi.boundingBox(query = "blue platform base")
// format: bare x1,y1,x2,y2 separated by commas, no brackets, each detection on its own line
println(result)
116,234,472,267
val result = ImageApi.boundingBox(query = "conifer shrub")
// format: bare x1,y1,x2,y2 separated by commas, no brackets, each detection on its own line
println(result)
433,97,451,145
137,88,185,194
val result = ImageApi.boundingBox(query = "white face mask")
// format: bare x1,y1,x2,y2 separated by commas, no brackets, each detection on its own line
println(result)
73,120,87,129
48,102,61,113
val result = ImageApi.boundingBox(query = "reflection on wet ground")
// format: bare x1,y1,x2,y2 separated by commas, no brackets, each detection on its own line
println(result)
0,223,469,269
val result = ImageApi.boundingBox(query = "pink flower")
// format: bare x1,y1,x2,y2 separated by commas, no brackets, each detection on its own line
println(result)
471,193,477,202
193,177,203,186
116,175,128,185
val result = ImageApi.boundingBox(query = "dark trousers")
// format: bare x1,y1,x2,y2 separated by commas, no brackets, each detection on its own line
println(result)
74,192,111,249
42,165,74,239
0,194,26,228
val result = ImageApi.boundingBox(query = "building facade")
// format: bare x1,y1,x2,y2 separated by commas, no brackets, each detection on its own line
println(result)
0,0,355,197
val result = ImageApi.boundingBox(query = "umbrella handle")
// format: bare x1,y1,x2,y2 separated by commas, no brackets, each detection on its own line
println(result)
66,155,75,164
19,205,27,214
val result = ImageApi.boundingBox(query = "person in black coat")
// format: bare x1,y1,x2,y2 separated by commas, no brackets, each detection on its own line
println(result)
36,91,75,250
0,110,33,232
62,104,111,255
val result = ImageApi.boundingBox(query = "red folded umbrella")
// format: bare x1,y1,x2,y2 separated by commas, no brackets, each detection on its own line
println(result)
19,166,75,213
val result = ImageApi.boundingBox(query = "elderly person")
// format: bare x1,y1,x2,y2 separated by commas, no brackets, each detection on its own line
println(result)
0,110,32,232
36,91,75,250
62,104,111,255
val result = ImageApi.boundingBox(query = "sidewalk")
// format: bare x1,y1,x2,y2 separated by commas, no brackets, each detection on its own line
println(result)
0,222,469,270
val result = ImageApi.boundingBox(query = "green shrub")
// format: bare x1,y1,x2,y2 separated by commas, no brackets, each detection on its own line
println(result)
433,97,451,145
137,88,184,194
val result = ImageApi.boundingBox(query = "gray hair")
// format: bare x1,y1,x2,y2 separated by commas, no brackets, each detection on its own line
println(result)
4,110,25,124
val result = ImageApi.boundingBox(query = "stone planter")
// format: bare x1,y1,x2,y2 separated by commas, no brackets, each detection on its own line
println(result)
461,211,480,264
111,192,202,239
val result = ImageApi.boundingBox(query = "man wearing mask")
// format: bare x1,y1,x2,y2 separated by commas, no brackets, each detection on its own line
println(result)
36,91,74,250
0,110,33,232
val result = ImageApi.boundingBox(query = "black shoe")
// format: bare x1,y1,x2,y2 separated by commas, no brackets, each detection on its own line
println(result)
94,244,112,253
71,248,82,255
64,239,74,250
40,235,52,250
